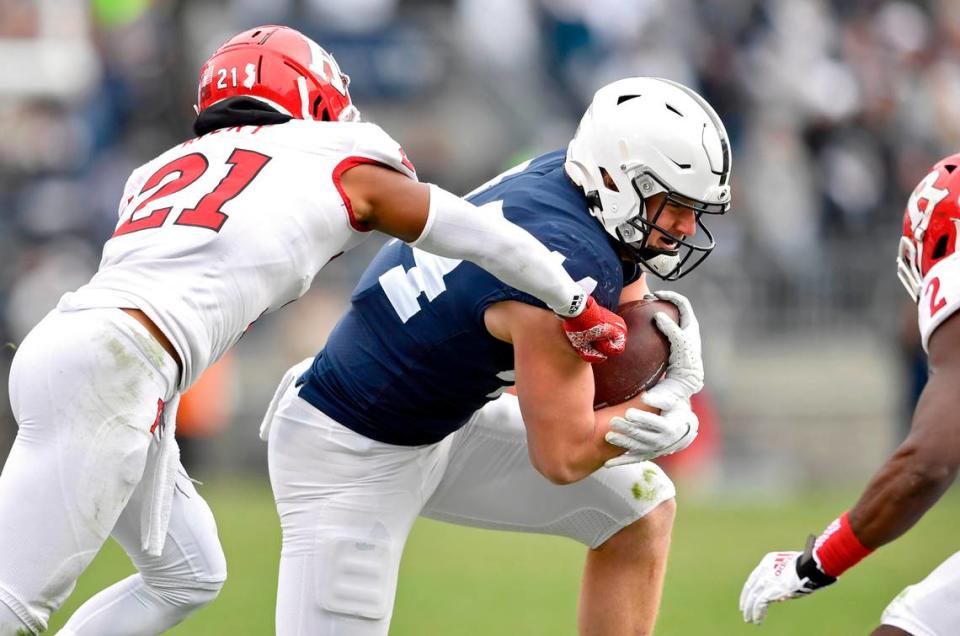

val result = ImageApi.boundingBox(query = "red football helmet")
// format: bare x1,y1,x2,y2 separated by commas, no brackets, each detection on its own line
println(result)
196,25,360,122
898,153,960,301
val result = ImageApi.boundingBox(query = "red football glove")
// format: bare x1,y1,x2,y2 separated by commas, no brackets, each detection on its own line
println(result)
561,296,627,363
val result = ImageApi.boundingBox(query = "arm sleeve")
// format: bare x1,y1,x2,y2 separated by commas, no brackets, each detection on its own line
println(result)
409,184,588,317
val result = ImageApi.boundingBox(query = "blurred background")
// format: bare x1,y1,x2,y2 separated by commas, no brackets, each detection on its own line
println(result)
1,0,958,634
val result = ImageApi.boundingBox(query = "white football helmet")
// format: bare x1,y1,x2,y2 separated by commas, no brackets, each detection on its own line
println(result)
565,77,732,279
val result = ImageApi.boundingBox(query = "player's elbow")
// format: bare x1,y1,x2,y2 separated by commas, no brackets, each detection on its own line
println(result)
528,444,592,485
533,459,585,485
523,408,600,484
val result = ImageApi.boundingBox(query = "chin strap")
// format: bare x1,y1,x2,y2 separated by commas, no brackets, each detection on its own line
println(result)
641,248,681,278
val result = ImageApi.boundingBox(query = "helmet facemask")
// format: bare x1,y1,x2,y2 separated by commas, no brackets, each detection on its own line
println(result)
612,170,727,281
896,235,922,302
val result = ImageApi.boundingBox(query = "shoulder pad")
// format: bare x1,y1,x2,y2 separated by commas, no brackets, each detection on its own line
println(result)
344,122,417,181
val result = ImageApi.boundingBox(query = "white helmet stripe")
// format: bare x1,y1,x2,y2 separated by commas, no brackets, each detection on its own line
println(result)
296,76,311,119
304,37,348,97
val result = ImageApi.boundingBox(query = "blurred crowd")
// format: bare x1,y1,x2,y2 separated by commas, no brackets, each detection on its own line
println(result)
0,0,951,477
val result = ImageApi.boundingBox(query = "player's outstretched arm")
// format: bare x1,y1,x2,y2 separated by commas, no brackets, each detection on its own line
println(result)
340,164,626,361
484,299,656,484
740,311,960,625
845,310,960,546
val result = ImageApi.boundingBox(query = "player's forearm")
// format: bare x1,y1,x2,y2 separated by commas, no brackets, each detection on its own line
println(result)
527,413,603,484
411,184,586,317
813,368,960,577
847,365,960,547
848,444,956,549
531,395,649,483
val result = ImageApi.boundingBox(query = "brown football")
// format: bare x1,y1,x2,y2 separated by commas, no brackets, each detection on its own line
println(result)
592,296,679,409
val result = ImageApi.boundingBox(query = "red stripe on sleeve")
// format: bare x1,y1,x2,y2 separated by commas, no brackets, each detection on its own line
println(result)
331,156,390,232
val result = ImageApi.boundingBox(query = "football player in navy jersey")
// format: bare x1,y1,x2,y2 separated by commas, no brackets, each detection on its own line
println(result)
260,77,732,635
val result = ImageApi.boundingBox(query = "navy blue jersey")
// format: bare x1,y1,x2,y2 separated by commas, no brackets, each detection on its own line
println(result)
298,150,641,445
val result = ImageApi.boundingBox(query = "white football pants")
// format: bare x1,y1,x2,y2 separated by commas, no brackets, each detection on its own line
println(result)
881,550,960,636
266,361,676,636
0,308,225,635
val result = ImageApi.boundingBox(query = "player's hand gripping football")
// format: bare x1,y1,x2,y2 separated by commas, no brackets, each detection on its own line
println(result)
603,398,699,467
561,296,627,363
602,290,703,467
642,290,704,410
739,536,837,625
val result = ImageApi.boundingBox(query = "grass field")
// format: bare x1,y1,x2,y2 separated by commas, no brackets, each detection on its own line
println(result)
46,478,960,635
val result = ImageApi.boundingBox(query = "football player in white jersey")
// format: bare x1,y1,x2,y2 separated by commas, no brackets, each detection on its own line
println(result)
740,152,960,635
0,25,631,636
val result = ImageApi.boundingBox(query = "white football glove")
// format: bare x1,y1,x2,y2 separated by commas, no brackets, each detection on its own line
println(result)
643,290,704,410
603,398,699,468
739,538,836,625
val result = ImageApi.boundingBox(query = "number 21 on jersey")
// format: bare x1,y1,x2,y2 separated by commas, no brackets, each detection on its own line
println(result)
113,148,271,237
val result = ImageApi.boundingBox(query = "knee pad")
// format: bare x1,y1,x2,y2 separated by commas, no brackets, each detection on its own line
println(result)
319,537,393,620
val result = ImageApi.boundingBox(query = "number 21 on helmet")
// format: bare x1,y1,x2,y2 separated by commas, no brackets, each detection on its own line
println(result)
195,25,360,123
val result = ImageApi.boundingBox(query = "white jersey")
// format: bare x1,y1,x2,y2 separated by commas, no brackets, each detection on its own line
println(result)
59,120,416,389
917,251,960,352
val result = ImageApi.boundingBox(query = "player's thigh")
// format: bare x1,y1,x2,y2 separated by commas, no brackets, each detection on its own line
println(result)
421,394,676,548
7,308,179,527
880,550,960,636
266,372,451,622
0,308,177,623
110,461,226,588
10,307,172,437
267,381,449,537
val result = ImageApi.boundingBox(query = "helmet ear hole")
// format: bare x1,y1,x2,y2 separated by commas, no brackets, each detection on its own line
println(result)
932,234,950,261
313,96,328,121
599,167,619,192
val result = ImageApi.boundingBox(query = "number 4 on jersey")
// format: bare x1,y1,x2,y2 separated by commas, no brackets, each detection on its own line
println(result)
113,148,271,237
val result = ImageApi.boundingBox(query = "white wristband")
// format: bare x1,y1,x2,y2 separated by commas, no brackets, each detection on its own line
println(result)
411,184,586,316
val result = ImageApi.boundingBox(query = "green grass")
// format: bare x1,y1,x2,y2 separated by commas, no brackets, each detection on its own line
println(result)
46,480,960,635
